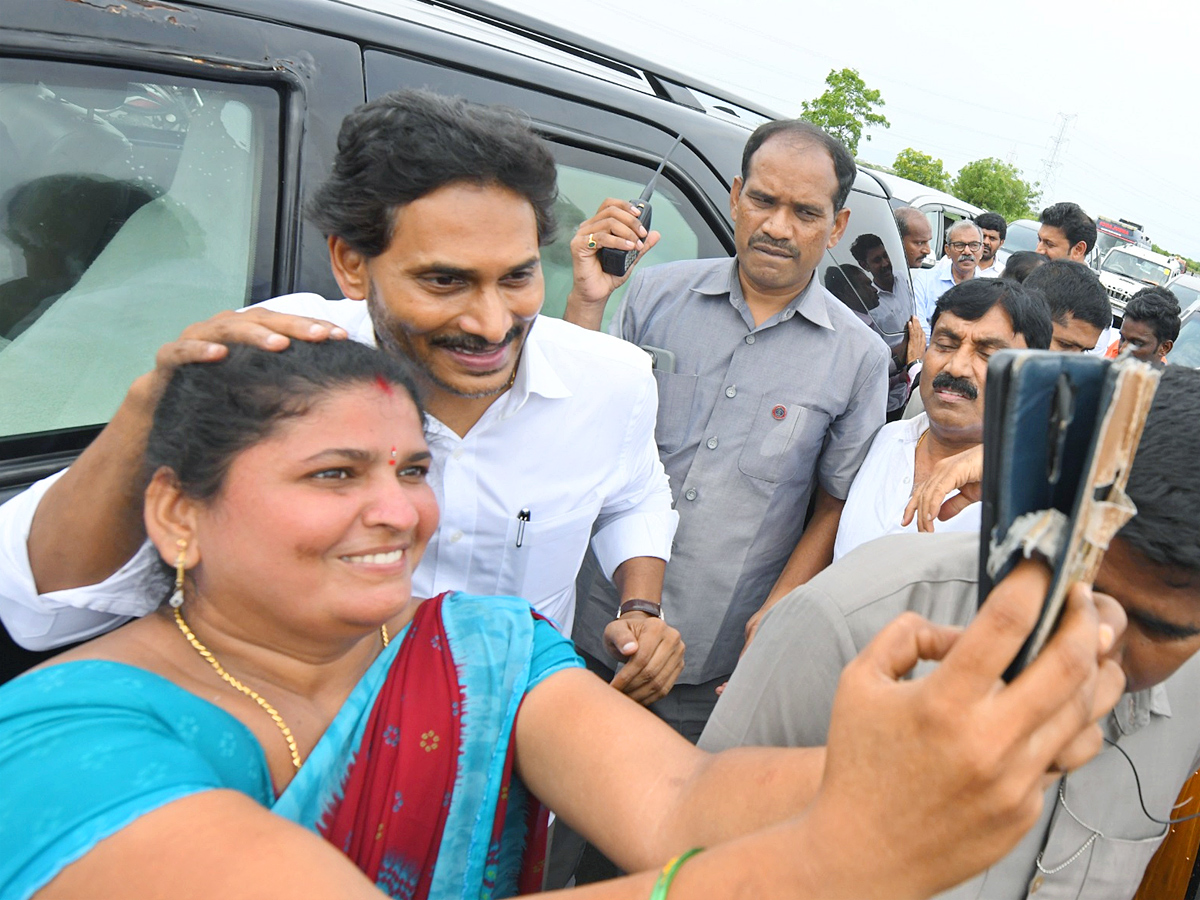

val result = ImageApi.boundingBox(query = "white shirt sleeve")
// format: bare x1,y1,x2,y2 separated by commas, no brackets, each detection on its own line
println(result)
0,470,161,650
588,363,678,580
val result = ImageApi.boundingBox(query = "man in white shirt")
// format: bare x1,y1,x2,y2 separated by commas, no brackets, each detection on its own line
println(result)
975,212,1007,278
834,278,1052,560
914,220,982,337
0,90,684,703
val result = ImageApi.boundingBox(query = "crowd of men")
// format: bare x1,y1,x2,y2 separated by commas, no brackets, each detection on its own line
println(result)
0,89,1198,900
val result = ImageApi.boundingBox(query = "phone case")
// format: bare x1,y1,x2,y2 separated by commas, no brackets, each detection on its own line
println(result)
977,350,1160,681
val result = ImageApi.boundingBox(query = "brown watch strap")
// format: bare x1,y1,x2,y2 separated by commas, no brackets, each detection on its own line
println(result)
617,598,663,619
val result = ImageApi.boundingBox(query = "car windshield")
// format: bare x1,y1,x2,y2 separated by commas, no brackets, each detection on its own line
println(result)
1003,222,1039,254
1167,313,1200,368
1095,233,1132,260
1170,280,1200,310
1100,250,1172,286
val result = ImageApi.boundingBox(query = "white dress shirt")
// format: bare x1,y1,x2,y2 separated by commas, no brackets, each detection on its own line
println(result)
0,294,677,648
832,412,981,561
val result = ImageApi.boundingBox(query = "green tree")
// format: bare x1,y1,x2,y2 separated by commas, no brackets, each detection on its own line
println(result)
892,148,950,191
951,158,1040,222
800,68,890,156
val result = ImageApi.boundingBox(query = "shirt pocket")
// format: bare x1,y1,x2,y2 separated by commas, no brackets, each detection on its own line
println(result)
1032,796,1166,899
501,504,599,608
737,393,830,484
652,370,699,454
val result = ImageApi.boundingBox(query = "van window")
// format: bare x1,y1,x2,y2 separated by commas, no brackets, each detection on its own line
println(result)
0,58,279,439
541,144,729,330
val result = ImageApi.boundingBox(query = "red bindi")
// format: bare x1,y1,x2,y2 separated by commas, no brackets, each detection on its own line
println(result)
374,374,394,396
388,446,397,466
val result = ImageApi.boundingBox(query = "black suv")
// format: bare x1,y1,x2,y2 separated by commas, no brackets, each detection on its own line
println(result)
0,0,908,676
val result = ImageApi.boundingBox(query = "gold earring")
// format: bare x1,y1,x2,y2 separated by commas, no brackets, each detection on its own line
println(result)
169,538,187,608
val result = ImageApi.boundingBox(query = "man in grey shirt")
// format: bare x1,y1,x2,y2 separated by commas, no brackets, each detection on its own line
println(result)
701,365,1200,900
565,118,889,737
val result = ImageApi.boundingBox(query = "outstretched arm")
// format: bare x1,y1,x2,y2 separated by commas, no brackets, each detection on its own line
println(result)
517,561,1125,899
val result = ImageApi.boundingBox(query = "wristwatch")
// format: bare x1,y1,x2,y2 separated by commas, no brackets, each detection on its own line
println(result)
617,598,665,623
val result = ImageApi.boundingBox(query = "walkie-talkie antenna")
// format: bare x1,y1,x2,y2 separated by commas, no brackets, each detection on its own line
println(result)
637,134,683,203
599,133,684,278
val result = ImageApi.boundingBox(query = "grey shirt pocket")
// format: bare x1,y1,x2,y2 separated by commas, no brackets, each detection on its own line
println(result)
737,394,830,484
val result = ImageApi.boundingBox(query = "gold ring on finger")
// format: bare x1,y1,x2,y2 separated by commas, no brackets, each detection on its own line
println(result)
586,233,598,250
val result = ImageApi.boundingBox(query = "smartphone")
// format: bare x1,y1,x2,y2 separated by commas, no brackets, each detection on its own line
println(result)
978,350,1159,680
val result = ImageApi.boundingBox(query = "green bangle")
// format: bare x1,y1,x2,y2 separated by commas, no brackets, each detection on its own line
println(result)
648,847,704,900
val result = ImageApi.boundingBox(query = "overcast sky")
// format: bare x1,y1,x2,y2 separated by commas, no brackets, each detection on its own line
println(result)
493,0,1200,259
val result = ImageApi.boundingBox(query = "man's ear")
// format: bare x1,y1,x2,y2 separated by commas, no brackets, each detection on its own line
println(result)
729,175,744,222
1069,241,1088,262
827,207,852,249
1160,339,1174,357
144,467,202,570
328,235,371,301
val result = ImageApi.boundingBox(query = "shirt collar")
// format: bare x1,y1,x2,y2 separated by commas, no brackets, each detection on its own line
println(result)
1112,683,1172,735
695,258,834,331
492,316,572,420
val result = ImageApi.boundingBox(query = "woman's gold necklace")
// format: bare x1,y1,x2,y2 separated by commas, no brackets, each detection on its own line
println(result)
172,607,389,770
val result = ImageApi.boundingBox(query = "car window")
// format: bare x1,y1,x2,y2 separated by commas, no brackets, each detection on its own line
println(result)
0,58,280,440
541,143,729,330
821,189,913,347
1168,313,1200,368
1169,280,1200,310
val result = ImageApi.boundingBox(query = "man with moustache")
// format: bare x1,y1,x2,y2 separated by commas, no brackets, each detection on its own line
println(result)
565,118,889,736
830,279,1051,561
914,220,982,338
0,89,685,704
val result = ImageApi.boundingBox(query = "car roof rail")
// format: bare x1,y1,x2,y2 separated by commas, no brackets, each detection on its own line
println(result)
418,0,779,123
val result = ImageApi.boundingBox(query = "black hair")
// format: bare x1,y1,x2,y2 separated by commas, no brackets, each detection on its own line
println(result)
145,341,424,502
894,206,924,238
975,211,1008,240
307,89,559,257
741,119,856,211
1119,365,1200,572
1000,251,1047,284
1124,287,1182,344
930,278,1052,349
849,232,884,266
1022,260,1111,330
1039,202,1097,254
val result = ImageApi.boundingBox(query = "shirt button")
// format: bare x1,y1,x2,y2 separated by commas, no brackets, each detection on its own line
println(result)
1029,874,1044,894
725,386,737,398
449,530,464,543
452,447,464,460
706,437,719,450
744,334,756,344
783,310,794,320
684,488,698,501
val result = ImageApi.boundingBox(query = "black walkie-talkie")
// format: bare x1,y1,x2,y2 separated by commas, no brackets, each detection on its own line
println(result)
599,134,684,277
